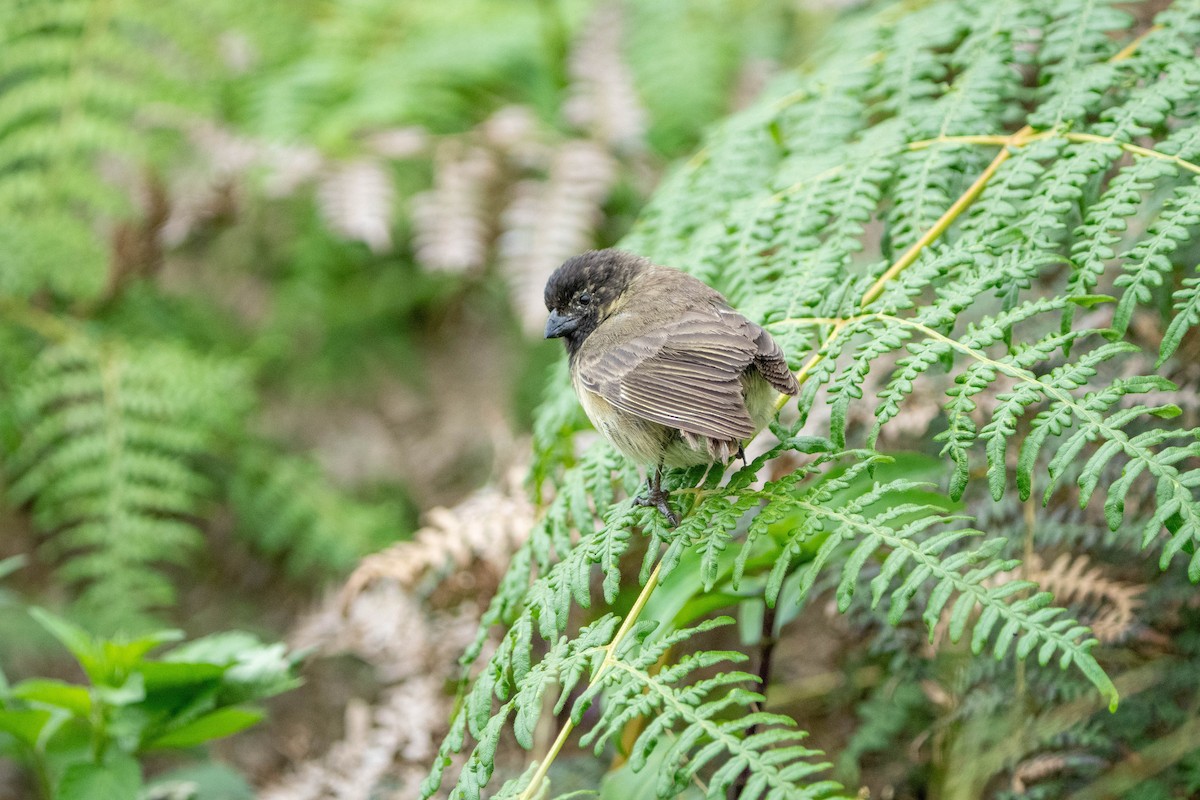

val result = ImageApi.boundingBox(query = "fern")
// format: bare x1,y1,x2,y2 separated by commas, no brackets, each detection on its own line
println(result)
0,0,231,300
227,445,411,579
4,335,250,631
430,0,1200,796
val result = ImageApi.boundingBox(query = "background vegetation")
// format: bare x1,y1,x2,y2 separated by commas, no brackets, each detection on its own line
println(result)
2,0,1200,799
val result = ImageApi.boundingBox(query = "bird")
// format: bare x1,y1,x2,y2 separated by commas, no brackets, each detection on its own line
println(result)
543,249,799,525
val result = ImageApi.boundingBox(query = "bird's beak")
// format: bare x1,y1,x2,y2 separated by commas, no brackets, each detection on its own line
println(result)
544,310,580,339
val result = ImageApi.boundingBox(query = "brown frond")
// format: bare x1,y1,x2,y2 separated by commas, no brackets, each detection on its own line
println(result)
563,1,647,151
1011,752,1069,793
411,141,502,273
258,678,453,800
338,464,533,606
263,467,532,799
1023,553,1144,644
1010,751,1108,793
316,158,396,253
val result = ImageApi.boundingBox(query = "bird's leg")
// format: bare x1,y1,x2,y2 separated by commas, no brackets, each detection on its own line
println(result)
737,443,747,465
634,461,679,526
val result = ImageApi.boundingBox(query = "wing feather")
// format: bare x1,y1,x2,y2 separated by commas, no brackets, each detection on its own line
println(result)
576,308,766,441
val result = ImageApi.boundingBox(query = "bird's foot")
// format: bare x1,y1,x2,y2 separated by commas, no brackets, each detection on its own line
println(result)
634,487,680,527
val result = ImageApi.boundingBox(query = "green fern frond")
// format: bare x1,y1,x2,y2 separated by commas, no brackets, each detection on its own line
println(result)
1031,0,1132,129
1065,154,1177,331
456,617,849,800
744,468,1115,707
0,0,228,300
5,337,250,630
574,618,845,800
1160,275,1200,364
227,445,410,579
437,0,1200,795
1112,182,1200,334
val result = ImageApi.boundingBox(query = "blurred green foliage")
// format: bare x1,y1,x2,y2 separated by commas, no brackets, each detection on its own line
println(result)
0,0,810,793
0,0,807,629
0,605,298,800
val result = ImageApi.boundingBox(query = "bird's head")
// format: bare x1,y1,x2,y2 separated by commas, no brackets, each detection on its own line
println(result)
543,249,647,352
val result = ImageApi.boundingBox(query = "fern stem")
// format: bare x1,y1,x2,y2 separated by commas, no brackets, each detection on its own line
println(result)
768,163,850,203
1110,24,1163,62
732,604,779,798
1063,133,1200,177
859,125,1035,309
907,133,1027,149
518,560,665,800
1016,499,1037,705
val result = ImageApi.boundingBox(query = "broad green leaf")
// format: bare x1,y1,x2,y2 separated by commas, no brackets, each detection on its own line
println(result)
29,608,181,686
139,662,226,694
144,762,255,800
55,753,141,800
11,679,91,717
147,706,265,750
94,673,145,707
0,708,52,746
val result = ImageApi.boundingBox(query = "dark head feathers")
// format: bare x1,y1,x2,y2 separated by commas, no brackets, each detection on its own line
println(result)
543,249,650,353
544,249,649,314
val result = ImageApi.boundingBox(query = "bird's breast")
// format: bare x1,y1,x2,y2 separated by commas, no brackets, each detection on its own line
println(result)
574,380,674,465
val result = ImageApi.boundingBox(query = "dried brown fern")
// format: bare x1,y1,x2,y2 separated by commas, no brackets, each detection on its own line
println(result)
339,465,534,603
563,1,647,151
411,141,502,273
1010,751,1106,793
168,6,649,333
316,158,397,253
1021,553,1144,645
260,467,534,799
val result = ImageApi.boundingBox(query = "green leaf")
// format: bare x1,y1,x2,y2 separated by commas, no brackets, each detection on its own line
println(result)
94,673,146,708
144,762,256,800
29,608,181,686
139,662,226,695
10,679,91,717
28,610,100,679
1066,294,1116,306
147,706,265,750
55,753,141,800
0,708,53,747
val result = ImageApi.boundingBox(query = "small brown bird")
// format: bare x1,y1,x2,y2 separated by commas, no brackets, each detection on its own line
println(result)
544,249,799,524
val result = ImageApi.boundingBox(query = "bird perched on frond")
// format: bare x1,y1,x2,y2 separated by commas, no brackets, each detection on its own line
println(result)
544,249,798,525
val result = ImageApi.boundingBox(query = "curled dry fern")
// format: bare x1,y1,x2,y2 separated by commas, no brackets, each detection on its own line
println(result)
427,0,1200,796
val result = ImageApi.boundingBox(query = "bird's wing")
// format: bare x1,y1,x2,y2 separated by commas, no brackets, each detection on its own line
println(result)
576,308,763,441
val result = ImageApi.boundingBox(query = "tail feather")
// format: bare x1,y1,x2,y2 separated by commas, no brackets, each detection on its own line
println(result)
750,323,799,395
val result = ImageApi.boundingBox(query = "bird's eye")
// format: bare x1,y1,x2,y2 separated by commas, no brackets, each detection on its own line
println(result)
578,292,592,306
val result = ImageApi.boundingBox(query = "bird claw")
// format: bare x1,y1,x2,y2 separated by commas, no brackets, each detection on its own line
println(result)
635,488,680,527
